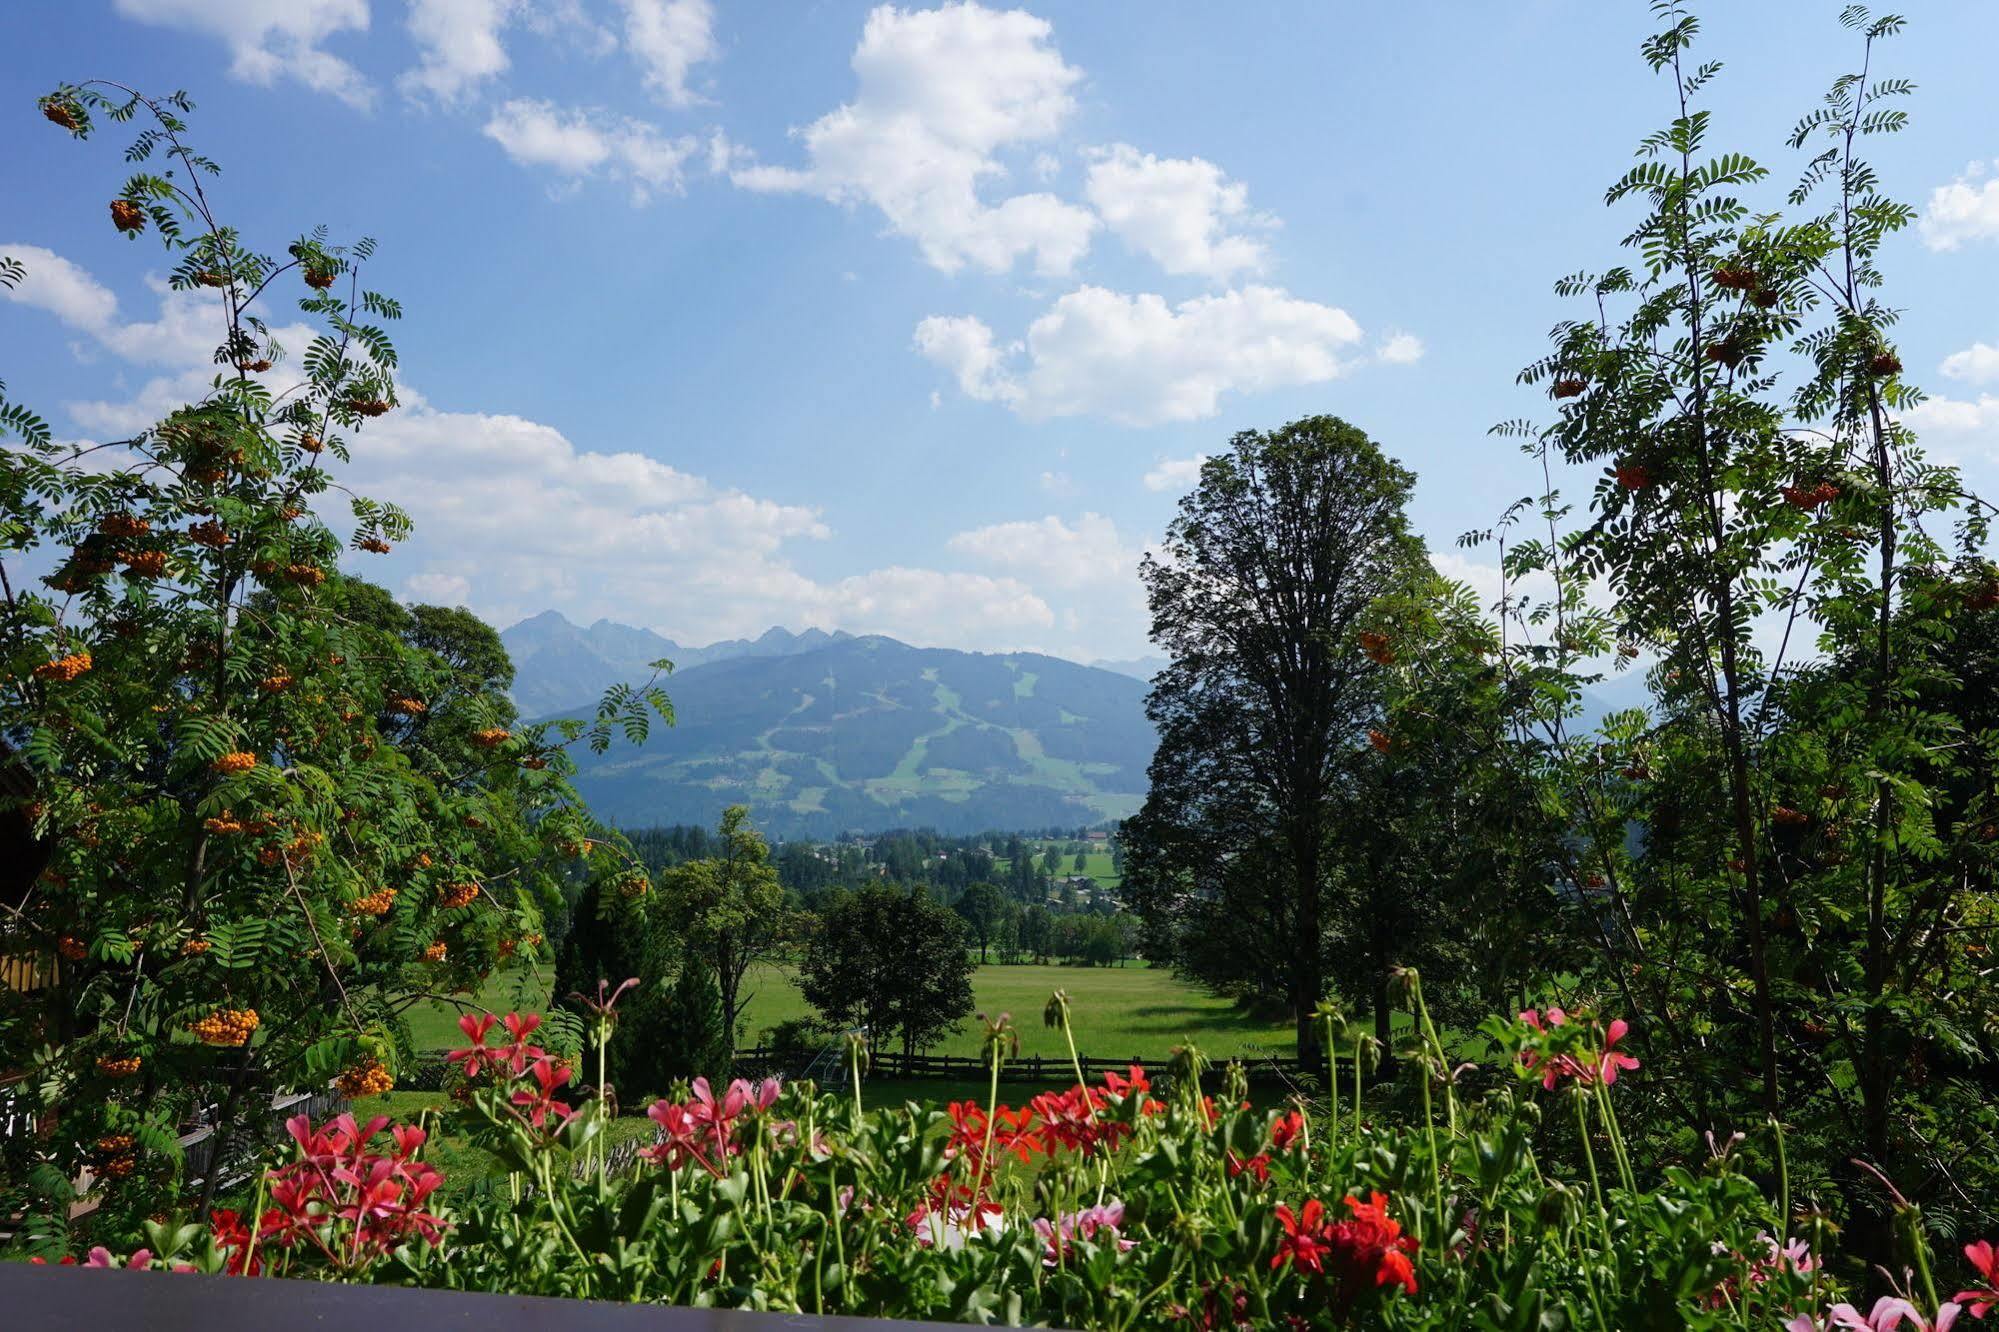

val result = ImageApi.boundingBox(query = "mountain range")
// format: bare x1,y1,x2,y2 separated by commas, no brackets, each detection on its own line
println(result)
501,611,858,717
500,614,1156,838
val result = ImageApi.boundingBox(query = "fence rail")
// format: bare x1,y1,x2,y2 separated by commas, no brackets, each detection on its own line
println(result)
396,1047,1328,1094
735,1046,1320,1086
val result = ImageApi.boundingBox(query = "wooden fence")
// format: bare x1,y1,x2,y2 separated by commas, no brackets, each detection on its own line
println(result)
734,1046,1317,1086
398,1047,1326,1093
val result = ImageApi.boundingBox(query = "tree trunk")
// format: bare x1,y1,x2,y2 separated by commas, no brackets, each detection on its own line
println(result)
1291,821,1323,1070
194,1046,256,1220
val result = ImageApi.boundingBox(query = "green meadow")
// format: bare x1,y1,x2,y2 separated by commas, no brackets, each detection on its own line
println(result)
404,960,1294,1063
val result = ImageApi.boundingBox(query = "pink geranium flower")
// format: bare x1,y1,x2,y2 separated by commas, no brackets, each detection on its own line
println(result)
1789,1298,1963,1331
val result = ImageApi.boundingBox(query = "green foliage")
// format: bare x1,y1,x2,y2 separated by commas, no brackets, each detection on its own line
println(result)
798,883,976,1058
0,83,667,1243
1466,1,1999,1260
73,989,1967,1330
656,806,789,1061
1122,415,1426,1057
652,960,730,1092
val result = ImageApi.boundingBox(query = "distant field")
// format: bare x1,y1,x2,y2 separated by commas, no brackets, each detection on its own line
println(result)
405,960,1294,1062
992,840,1120,890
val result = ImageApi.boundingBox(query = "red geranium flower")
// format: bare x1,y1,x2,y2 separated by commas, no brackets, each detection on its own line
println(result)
1958,1239,1999,1318
1271,1193,1419,1312
1227,1151,1272,1184
1272,1199,1333,1275
509,1056,576,1130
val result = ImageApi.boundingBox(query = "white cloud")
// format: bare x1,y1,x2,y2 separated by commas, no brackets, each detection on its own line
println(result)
816,567,1053,643
483,100,699,202
911,314,1019,405
40,246,1060,652
1141,455,1207,492
1940,341,1999,385
1920,160,1999,251
1431,550,1557,623
112,0,374,108
732,1,1096,276
1378,331,1424,365
1904,393,1999,438
618,0,720,107
918,284,1366,426
1,254,309,380
1037,469,1073,495
949,512,1136,589
403,572,473,605
0,245,119,332
401,0,516,104
1083,144,1268,281
521,0,617,53
705,129,749,174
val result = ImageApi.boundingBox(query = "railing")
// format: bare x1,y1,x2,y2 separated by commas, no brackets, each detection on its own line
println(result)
179,1086,349,1191
0,1265,967,1330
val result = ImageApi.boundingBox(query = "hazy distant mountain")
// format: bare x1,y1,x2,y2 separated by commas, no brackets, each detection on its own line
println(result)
550,632,1155,839
1091,655,1168,683
499,612,850,717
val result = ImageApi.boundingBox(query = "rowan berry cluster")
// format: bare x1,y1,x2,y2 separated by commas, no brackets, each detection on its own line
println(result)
190,1008,260,1046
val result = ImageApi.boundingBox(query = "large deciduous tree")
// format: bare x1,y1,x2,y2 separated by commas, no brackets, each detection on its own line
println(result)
797,883,974,1059
1122,416,1423,1061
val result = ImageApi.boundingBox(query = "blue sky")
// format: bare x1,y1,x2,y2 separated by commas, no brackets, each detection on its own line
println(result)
4,1,1998,662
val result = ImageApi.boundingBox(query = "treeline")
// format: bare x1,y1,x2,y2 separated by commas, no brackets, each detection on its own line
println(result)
552,812,1140,1098
622,824,1121,912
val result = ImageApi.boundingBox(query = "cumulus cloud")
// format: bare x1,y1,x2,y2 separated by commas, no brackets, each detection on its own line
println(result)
618,0,720,107
401,0,516,104
403,572,473,605
28,246,1058,652
948,512,1148,655
949,512,1136,589
1378,331,1424,365
1920,160,1999,251
483,99,699,202
1904,392,1999,440
1083,144,1268,281
1141,455,1207,492
1941,341,1999,385
112,0,374,108
912,314,1019,405
917,285,1366,426
0,252,305,381
0,245,119,332
731,1,1096,275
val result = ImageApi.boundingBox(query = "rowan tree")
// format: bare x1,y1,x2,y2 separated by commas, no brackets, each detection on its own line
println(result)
0,84,667,1242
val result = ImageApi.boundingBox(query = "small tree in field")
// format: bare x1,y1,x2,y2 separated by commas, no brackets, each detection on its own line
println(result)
0,84,666,1242
798,883,974,1059
954,879,1006,964
657,805,787,1063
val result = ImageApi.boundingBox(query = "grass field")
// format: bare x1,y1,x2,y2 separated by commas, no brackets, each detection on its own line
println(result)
992,841,1120,890
404,960,1296,1061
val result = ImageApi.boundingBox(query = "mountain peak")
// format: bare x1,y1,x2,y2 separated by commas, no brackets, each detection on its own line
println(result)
507,609,576,633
